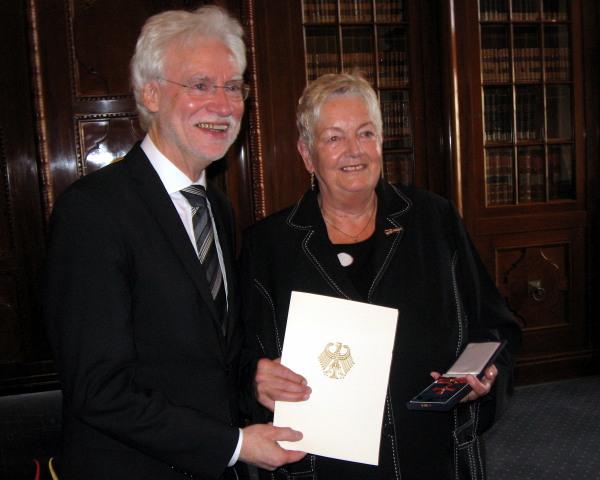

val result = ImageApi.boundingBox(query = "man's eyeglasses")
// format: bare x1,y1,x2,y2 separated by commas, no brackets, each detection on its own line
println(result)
159,78,250,101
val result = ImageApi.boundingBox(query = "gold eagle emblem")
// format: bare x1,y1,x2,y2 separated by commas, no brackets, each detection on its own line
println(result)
318,342,355,379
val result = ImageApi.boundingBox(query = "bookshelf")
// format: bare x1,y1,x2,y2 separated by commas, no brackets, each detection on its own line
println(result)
446,0,596,384
479,0,575,206
302,0,414,185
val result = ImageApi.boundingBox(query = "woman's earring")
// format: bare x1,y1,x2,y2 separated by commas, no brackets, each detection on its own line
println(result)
310,172,316,191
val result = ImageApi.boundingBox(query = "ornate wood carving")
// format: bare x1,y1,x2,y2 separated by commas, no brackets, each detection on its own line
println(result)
497,244,570,329
75,115,144,176
27,0,54,220
243,0,266,220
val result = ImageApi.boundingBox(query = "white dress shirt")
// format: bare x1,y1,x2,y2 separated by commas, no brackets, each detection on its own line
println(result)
140,135,242,467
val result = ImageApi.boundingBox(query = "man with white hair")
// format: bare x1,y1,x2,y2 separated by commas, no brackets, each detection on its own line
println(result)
43,6,305,479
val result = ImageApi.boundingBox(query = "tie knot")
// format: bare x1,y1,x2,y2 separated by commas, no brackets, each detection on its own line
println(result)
181,185,208,209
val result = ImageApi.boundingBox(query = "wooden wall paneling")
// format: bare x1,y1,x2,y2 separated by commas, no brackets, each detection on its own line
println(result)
0,0,241,394
475,227,591,384
413,1,447,197
0,0,52,393
30,0,149,213
245,0,308,218
450,0,598,384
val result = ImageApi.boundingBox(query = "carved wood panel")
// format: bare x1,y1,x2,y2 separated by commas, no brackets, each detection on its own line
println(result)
485,226,590,383
31,0,220,219
497,243,570,329
76,115,145,175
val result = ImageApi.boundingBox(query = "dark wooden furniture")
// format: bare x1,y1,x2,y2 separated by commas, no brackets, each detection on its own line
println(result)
444,0,598,384
245,0,600,385
246,0,446,218
0,0,244,394
0,0,598,394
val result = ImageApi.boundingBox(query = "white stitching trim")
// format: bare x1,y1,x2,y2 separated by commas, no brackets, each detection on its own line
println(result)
385,387,402,479
253,278,282,355
301,230,349,299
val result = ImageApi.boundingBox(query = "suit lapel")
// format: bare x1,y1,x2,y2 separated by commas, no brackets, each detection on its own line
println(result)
367,182,411,302
287,183,412,303
125,145,222,328
287,191,360,300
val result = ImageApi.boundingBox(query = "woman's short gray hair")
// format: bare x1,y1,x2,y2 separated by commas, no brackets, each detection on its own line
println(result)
131,5,246,130
296,72,383,152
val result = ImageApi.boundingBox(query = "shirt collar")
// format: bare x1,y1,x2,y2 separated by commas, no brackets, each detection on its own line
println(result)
140,135,207,194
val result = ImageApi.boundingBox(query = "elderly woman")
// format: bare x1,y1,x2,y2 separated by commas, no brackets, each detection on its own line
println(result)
240,73,521,480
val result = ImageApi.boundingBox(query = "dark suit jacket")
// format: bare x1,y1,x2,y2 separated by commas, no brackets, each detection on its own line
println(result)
240,182,521,480
43,144,243,479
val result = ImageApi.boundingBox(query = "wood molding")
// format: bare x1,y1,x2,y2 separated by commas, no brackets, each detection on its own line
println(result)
27,0,53,221
243,0,266,221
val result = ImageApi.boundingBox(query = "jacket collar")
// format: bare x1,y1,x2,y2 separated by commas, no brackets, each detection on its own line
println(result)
124,144,231,351
286,181,412,302
288,180,412,228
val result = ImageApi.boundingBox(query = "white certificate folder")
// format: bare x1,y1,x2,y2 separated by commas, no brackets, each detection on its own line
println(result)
274,291,398,465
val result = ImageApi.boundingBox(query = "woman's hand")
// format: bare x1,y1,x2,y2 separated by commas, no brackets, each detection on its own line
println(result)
254,358,311,411
430,364,498,403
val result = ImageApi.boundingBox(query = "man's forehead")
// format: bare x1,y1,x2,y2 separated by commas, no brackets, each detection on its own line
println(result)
164,37,241,76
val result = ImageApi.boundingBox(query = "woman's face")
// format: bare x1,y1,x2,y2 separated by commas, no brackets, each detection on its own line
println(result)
299,95,382,203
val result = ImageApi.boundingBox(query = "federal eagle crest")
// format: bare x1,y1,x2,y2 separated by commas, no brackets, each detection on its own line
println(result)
318,342,354,379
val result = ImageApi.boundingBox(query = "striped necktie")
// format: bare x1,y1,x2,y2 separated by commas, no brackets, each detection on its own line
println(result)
180,185,225,312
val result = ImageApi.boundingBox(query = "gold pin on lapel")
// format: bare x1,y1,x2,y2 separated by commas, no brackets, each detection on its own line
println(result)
384,226,404,235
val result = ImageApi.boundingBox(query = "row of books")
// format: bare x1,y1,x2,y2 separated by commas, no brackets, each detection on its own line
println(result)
481,48,511,82
480,0,569,22
486,148,515,205
305,38,409,85
303,0,338,23
381,96,411,139
482,48,570,83
544,48,571,80
379,50,410,87
484,89,513,143
344,53,377,82
483,86,568,143
480,0,510,22
340,0,373,23
517,147,546,202
512,0,541,21
514,50,543,82
383,153,413,186
306,53,339,80
516,87,543,141
485,145,574,205
374,0,405,22
305,33,339,80
303,0,404,24
518,146,575,202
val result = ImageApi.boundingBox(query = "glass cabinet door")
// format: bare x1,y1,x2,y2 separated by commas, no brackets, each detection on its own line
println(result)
479,0,575,206
302,0,414,185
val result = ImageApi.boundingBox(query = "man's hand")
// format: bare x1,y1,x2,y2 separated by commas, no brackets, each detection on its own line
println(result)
239,423,306,470
255,358,311,411
430,364,498,403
